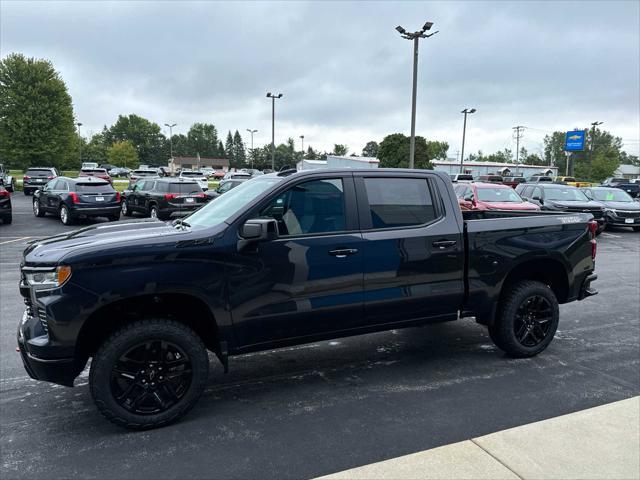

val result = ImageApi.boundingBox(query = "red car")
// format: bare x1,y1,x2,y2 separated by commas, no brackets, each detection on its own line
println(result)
78,167,112,184
454,182,540,211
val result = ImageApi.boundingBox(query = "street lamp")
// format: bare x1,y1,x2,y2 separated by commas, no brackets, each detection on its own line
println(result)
266,92,283,170
164,123,177,162
76,123,83,164
299,135,305,158
396,21,438,169
246,129,257,169
590,121,603,159
459,108,476,173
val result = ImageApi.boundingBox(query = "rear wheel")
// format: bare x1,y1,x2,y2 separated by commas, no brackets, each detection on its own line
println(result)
60,205,73,225
23,189,31,196
121,201,132,217
89,319,209,429
488,280,559,357
149,205,160,220
33,198,45,217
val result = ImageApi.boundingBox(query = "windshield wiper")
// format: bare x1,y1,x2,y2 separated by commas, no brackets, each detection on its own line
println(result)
173,219,191,229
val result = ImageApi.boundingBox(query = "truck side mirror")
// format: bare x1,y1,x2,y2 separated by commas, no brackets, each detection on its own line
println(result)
463,194,474,202
532,196,543,203
238,218,278,251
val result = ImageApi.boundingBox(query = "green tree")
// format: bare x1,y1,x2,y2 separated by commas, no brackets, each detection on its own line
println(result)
232,130,246,167
186,123,220,157
620,151,639,166
378,133,446,169
82,133,108,165
0,53,76,170
304,146,319,160
362,141,379,157
332,144,348,156
225,131,235,167
107,140,138,168
104,114,166,165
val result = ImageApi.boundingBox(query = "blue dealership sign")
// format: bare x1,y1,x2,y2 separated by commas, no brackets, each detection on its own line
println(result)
564,130,586,152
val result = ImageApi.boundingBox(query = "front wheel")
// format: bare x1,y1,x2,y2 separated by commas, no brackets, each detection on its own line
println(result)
33,199,45,217
488,280,559,357
89,319,209,429
121,201,132,217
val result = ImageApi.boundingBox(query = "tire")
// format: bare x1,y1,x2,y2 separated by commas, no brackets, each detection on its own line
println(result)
108,214,120,222
60,205,73,225
33,199,45,217
23,189,31,196
149,204,159,220
89,319,209,430
121,201,132,217
488,280,559,358
6,183,13,193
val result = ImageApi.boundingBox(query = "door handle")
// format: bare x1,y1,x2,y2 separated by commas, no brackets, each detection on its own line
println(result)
432,240,457,250
328,248,358,258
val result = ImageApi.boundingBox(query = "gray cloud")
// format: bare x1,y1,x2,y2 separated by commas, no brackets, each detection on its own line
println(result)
1,0,638,156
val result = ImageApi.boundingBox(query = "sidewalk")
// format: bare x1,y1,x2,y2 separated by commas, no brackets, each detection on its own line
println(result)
317,396,640,480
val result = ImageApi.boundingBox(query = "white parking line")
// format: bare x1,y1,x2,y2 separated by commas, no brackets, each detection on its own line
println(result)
0,236,31,245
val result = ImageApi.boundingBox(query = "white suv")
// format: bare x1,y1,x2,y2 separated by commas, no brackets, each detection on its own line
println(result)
179,170,208,191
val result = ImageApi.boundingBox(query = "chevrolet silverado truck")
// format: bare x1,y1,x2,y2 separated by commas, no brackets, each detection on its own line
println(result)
17,169,598,429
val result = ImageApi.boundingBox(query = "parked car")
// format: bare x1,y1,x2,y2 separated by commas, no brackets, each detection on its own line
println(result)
128,169,159,186
121,178,208,220
201,167,215,178
0,185,12,224
178,170,209,191
601,177,628,187
212,170,226,179
32,177,121,225
81,162,99,170
517,183,605,232
206,178,248,200
99,164,117,172
108,167,131,178
220,171,251,186
454,182,539,211
555,176,592,188
581,187,640,231
0,163,15,192
502,176,526,188
78,167,112,183
17,168,599,429
525,176,554,183
450,173,474,183
612,182,640,199
475,175,503,183
22,167,59,195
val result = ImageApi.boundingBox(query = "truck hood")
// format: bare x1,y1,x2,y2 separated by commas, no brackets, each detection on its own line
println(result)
546,201,602,210
598,201,640,210
23,219,198,265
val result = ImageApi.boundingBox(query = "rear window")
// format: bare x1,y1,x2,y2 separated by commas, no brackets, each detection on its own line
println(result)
75,183,115,193
563,177,576,182
457,175,473,181
132,170,157,175
26,169,52,175
81,169,107,174
364,178,436,229
168,183,203,194
181,171,204,177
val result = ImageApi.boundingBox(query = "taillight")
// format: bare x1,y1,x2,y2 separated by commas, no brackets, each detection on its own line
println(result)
164,193,178,200
196,193,206,198
115,192,121,202
47,176,54,180
0,190,9,198
69,192,80,204
23,175,30,180
588,220,597,260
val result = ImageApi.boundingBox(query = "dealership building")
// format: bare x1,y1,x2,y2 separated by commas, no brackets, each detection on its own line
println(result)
432,160,558,178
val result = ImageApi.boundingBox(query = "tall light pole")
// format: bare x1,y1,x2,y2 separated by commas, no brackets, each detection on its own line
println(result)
266,92,283,170
164,123,177,162
513,125,525,175
459,109,476,173
590,121,603,162
299,135,305,158
396,21,438,169
246,129,257,169
76,122,83,164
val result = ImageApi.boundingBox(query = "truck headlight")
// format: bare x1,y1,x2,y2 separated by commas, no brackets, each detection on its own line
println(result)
24,266,72,289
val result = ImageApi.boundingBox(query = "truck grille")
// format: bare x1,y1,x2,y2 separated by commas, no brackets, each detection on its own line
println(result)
23,296,48,334
613,210,640,219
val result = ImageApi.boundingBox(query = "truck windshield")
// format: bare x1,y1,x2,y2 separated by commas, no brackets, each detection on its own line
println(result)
545,188,589,201
186,176,282,228
476,188,523,202
592,189,633,202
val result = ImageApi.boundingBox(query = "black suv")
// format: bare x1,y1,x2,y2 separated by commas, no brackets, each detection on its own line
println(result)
0,185,11,224
121,178,208,220
23,167,59,195
33,177,121,225
516,183,605,231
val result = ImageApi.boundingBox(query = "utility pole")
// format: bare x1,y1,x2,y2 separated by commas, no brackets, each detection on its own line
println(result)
513,126,525,175
590,121,603,163
266,92,283,170
246,129,257,169
299,135,305,158
460,108,476,173
164,123,177,171
76,123,83,164
396,22,438,169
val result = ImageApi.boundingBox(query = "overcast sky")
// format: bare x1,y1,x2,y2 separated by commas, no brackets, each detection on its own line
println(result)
1,0,639,158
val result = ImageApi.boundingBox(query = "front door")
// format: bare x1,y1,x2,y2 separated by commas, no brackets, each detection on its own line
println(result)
355,174,464,325
227,175,365,348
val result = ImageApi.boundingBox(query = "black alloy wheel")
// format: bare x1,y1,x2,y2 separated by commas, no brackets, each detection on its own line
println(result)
110,340,192,415
513,295,553,347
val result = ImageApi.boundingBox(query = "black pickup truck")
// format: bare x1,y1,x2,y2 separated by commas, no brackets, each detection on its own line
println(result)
17,169,598,429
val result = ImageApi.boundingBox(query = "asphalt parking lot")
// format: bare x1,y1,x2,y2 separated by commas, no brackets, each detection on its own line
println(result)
1,193,639,480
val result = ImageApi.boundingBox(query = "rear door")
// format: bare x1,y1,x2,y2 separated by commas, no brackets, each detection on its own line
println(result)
355,172,464,325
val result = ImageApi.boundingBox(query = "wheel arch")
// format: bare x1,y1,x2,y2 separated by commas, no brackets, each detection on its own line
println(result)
500,257,570,305
75,292,222,362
